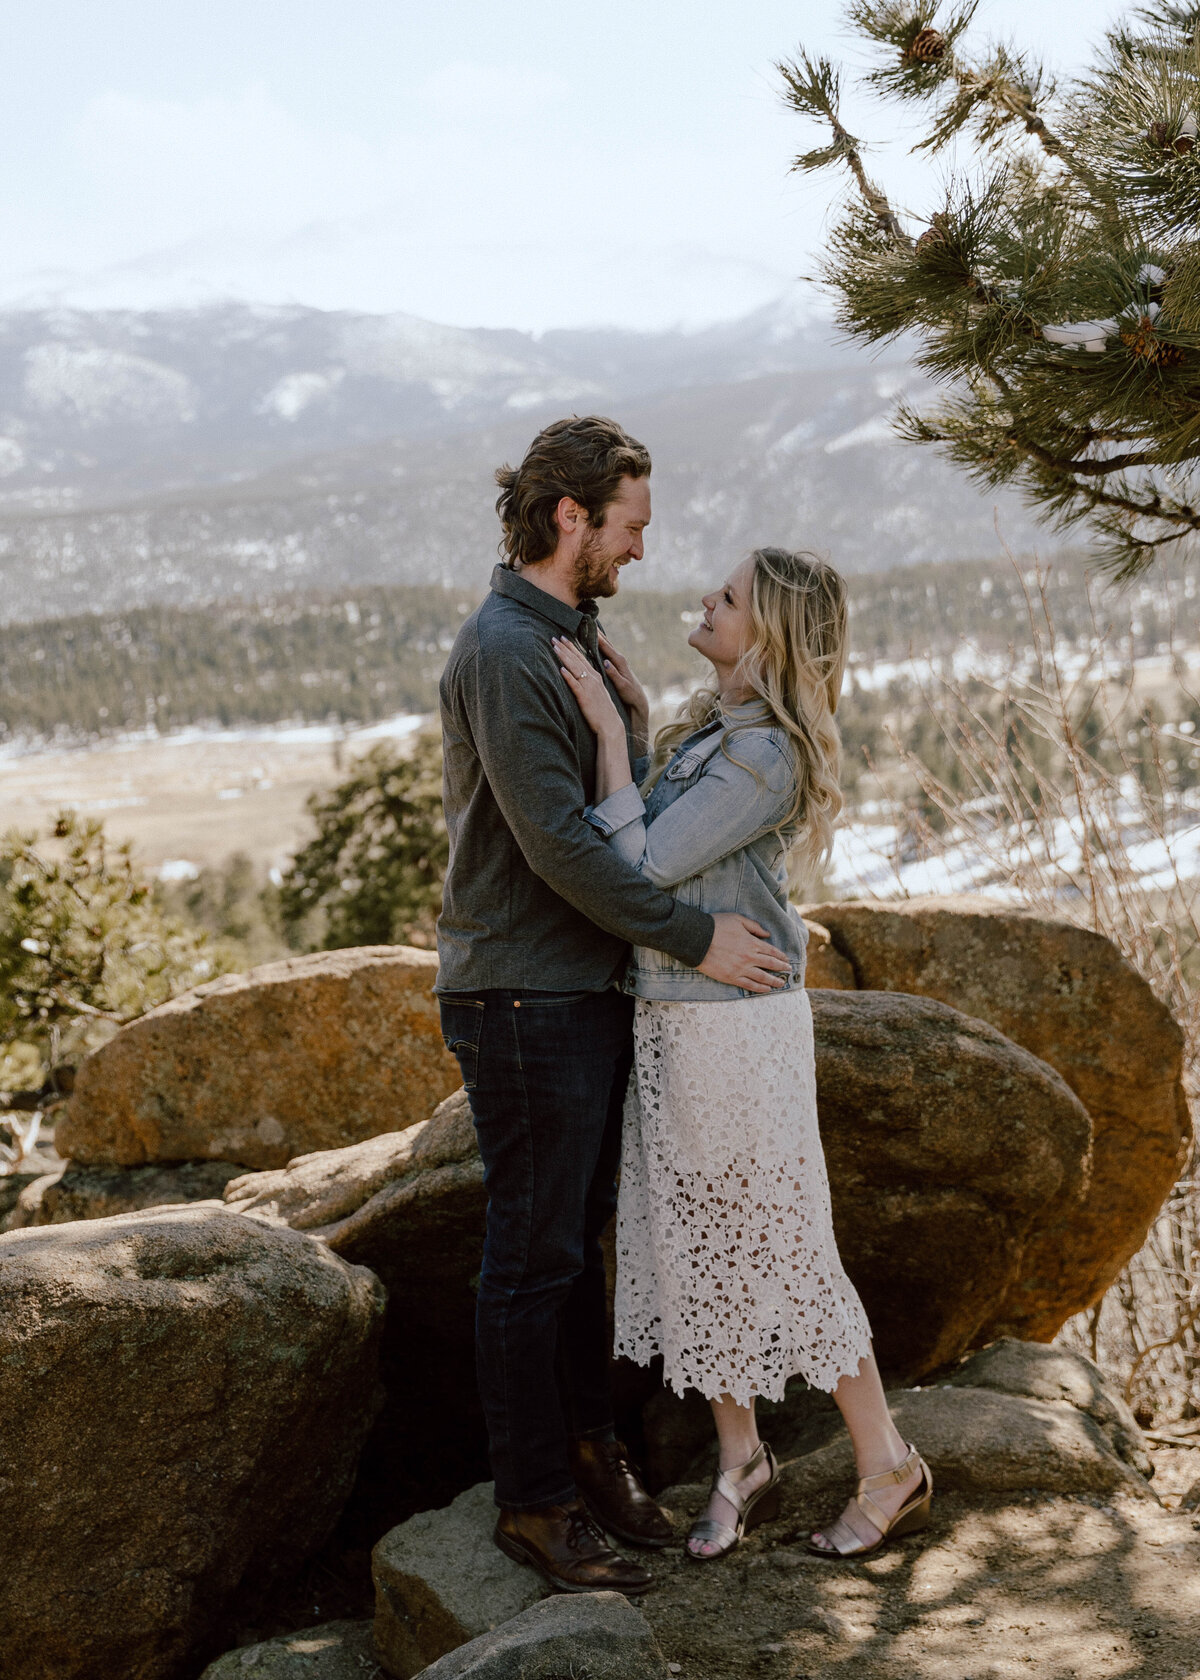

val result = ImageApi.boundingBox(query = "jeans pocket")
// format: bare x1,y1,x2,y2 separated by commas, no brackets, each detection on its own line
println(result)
513,990,596,1008
439,997,485,1090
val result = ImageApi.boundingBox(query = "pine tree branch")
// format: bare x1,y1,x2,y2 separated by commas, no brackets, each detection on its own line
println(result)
779,53,911,245
920,403,1196,506
1038,447,1164,475
976,68,1069,166
1011,433,1200,528
840,136,912,246
924,53,1117,213
851,2,1116,211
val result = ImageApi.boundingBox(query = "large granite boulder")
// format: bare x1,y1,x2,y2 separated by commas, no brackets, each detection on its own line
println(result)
225,1088,480,1234
199,1622,380,1680
810,989,1090,1377
373,1367,1152,1677
372,1482,544,1677
235,997,1088,1381
384,1591,668,1680
372,1487,668,1679
231,1087,489,1530
0,1203,386,1680
1,1159,245,1228
762,1381,1155,1524
806,896,1191,1337
946,1337,1152,1476
56,945,461,1170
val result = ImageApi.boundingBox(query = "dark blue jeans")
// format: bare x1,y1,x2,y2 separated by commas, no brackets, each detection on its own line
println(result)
438,986,634,1510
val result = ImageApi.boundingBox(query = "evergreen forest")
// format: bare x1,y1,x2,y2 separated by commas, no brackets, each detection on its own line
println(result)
3,551,1196,748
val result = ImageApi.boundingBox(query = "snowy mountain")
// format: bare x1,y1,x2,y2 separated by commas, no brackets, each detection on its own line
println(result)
0,296,1057,622
0,293,864,499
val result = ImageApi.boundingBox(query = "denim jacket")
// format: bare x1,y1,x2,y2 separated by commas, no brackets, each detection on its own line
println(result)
584,702,809,1002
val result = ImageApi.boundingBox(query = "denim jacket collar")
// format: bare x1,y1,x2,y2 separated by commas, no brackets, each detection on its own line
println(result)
720,697,772,724
672,700,771,763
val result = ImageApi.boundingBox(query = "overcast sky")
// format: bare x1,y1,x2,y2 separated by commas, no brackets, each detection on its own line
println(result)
3,0,1122,332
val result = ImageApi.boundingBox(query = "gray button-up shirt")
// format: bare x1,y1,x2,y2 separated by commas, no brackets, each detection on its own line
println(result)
435,565,715,993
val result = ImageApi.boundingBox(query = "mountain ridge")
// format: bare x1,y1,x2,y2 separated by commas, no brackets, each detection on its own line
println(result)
0,296,1062,622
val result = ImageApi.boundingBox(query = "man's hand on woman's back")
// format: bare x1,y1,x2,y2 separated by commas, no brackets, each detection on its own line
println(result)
698,913,792,993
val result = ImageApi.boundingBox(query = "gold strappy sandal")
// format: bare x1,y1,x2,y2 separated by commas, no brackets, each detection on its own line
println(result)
685,1441,780,1562
807,1442,932,1559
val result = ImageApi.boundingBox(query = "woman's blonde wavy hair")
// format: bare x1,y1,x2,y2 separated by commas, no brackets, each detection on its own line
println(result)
646,547,849,890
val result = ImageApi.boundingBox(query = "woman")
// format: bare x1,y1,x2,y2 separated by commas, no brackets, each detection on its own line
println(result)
551,546,931,1561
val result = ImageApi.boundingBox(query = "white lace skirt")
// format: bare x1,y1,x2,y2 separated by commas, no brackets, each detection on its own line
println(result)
614,987,872,1405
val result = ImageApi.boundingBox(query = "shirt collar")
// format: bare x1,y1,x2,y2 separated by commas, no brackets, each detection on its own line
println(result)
490,563,600,639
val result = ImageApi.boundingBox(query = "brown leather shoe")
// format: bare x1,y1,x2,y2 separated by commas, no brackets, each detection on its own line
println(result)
569,1436,673,1550
494,1498,654,1596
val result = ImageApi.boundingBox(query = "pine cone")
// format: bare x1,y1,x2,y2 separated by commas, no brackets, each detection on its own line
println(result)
904,26,947,62
1147,117,1196,154
915,213,950,256
1121,315,1184,365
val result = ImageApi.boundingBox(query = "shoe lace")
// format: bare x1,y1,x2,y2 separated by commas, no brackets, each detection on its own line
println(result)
565,1503,606,1554
597,1440,632,1481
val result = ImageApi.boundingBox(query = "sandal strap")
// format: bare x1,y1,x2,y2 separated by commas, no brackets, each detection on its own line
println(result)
811,1445,931,1559
855,1489,891,1533
858,1444,921,1494
711,1441,769,1515
687,1517,739,1553
816,1506,880,1556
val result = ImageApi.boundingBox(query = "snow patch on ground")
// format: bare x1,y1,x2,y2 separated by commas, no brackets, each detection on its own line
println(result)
831,801,1200,899
0,710,430,763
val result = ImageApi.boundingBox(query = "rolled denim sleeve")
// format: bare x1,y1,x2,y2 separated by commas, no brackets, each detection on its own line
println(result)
636,737,795,888
584,781,646,837
584,781,649,865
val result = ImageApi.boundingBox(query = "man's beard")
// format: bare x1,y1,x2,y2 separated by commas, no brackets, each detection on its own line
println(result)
572,526,622,600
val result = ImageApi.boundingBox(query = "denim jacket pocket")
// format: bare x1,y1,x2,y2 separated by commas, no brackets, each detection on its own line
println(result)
439,996,485,1089
663,748,706,786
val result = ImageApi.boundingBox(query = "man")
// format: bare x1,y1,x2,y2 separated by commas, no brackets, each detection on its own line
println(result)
437,415,790,1594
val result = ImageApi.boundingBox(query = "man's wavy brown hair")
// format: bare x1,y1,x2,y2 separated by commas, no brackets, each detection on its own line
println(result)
494,415,651,567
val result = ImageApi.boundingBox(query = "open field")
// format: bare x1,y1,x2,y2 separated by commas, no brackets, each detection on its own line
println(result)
0,715,427,877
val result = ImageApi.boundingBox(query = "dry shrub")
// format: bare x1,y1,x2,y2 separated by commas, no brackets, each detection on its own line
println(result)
868,558,1200,1425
